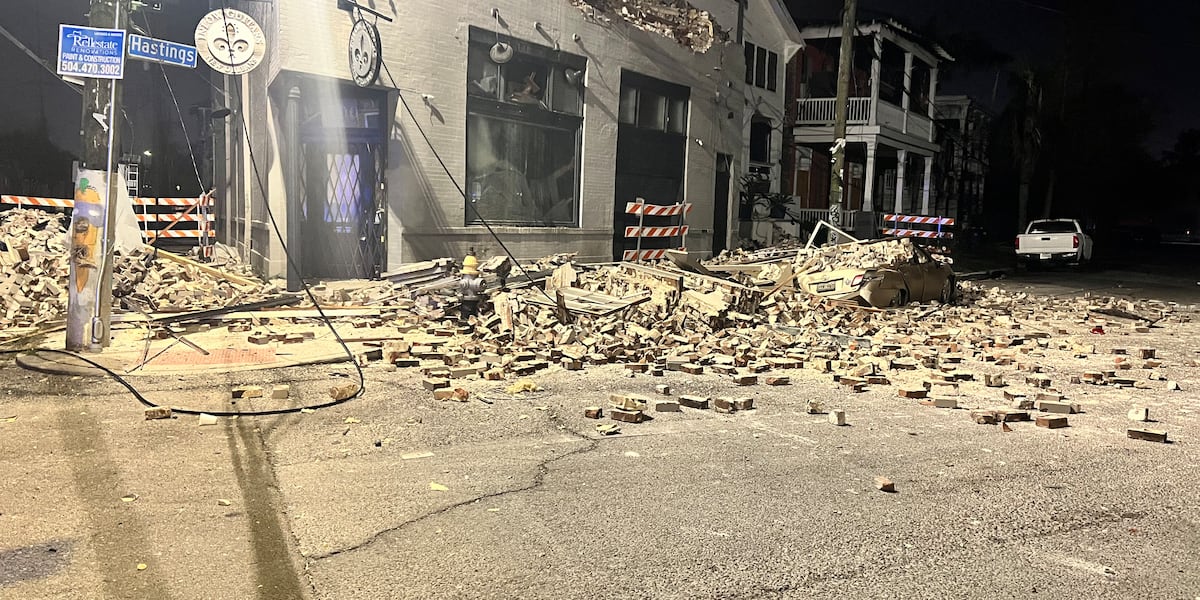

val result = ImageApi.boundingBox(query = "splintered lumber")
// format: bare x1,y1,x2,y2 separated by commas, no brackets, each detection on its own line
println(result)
525,288,651,317
152,247,261,288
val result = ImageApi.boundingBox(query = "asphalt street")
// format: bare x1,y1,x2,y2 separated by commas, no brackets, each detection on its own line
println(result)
2,253,1200,599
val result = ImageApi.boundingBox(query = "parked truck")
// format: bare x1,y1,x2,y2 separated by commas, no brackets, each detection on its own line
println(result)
1015,219,1093,267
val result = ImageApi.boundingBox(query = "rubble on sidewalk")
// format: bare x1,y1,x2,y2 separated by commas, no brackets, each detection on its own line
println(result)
2,204,1196,443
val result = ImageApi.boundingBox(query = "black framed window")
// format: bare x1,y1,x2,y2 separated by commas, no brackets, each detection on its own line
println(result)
466,27,585,227
618,71,689,135
744,42,779,91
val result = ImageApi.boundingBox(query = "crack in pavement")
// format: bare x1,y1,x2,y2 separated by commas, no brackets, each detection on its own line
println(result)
304,418,602,565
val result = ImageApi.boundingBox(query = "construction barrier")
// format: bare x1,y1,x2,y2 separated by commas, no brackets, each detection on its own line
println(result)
622,198,690,262
882,213,954,239
622,249,669,261
1,194,217,242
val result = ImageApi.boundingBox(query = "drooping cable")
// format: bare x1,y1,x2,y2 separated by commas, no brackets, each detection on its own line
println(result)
0,348,359,417
139,12,206,197
215,2,364,405
379,60,556,302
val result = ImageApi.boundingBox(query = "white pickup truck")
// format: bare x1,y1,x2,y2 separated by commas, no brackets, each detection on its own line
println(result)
1016,219,1094,267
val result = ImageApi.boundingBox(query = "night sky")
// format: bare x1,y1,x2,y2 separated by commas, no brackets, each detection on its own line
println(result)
2,0,1197,157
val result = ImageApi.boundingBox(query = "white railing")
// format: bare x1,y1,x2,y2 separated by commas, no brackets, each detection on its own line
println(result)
789,207,859,229
794,97,871,125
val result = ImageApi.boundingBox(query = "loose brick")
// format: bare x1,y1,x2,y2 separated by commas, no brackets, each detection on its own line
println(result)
1167,381,1182,391
1036,415,1070,429
995,410,1031,422
1032,400,1080,415
677,395,710,409
609,393,649,411
1138,348,1156,360
654,384,671,395
144,406,173,420
328,383,360,401
232,385,264,399
874,476,896,493
713,397,737,413
271,385,290,400
765,376,791,386
584,406,603,419
483,368,505,381
1127,428,1168,443
625,363,650,373
932,397,958,409
829,409,847,426
984,374,1006,388
732,397,755,411
970,410,996,425
733,374,758,386
247,333,271,345
422,378,450,391
653,400,681,412
680,363,704,375
899,388,928,399
609,408,646,423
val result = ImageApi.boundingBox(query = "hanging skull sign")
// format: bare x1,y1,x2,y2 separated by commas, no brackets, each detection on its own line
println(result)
195,9,266,75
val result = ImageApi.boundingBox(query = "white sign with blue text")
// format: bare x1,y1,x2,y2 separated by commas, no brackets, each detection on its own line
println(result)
127,34,197,69
57,24,127,79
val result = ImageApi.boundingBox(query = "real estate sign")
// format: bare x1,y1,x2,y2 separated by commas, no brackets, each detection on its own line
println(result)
57,24,126,79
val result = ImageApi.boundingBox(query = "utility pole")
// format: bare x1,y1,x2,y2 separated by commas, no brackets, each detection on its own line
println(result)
827,0,858,245
66,0,129,351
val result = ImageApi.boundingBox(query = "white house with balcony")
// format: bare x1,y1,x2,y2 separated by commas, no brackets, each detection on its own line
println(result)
782,19,953,232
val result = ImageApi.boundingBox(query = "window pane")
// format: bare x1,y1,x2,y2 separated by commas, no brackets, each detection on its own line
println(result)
552,66,584,115
767,51,778,92
619,86,637,124
466,113,578,226
503,60,549,107
744,43,755,85
637,91,666,131
749,119,771,163
667,98,687,134
467,44,500,99
755,46,768,88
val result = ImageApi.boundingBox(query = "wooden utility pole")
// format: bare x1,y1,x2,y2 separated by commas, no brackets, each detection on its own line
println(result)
827,0,858,244
66,0,129,351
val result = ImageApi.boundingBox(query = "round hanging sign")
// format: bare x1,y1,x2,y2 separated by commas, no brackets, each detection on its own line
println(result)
349,19,382,87
194,9,266,75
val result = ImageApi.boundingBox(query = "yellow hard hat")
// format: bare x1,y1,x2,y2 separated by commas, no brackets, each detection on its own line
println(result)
462,254,480,275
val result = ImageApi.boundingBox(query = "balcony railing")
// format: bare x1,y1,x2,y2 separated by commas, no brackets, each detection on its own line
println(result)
795,97,935,142
795,97,872,125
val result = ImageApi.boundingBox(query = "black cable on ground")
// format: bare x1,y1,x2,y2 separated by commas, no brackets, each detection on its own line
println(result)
5,6,370,417
0,348,359,417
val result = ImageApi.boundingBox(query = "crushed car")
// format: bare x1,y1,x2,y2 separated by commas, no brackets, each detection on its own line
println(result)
796,238,956,308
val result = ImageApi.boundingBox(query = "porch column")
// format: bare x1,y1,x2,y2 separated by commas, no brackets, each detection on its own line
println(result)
920,154,933,215
928,67,939,143
284,86,302,291
894,148,908,214
901,51,913,134
863,141,878,212
868,34,882,126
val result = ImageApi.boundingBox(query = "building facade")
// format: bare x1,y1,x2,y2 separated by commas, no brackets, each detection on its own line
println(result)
782,20,952,234
932,95,991,229
208,0,806,280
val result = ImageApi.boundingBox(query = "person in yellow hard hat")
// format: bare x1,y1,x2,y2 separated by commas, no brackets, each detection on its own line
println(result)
458,251,485,322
